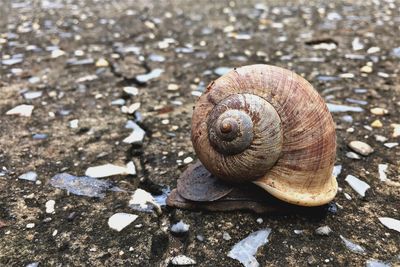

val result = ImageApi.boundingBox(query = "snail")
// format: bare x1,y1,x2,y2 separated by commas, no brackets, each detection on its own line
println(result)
167,64,337,212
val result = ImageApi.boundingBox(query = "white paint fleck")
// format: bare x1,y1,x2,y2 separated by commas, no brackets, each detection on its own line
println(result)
171,220,190,234
228,228,272,267
345,175,370,197
378,217,400,233
108,213,138,232
170,255,196,265
340,235,365,254
85,162,136,178
129,189,161,214
23,91,42,100
384,142,398,148
378,164,388,182
6,104,34,117
327,103,363,113
18,171,38,182
123,121,145,145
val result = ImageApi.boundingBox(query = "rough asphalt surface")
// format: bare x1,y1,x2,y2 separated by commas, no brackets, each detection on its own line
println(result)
0,0,399,266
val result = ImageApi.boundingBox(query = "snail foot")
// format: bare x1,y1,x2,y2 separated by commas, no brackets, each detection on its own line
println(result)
167,161,329,214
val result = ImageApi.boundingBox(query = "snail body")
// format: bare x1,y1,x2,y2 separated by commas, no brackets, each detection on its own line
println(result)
191,64,337,207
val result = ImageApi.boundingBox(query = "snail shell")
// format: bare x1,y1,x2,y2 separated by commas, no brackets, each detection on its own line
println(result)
191,64,337,206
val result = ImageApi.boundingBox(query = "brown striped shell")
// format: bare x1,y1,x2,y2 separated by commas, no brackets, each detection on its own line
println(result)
191,64,337,206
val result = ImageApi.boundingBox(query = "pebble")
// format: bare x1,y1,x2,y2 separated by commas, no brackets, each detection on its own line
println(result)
170,255,196,266
378,217,400,233
121,103,141,114
136,68,164,83
317,76,340,82
26,223,35,229
171,220,190,234
374,135,388,142
312,43,337,50
26,263,39,267
228,228,272,267
214,67,232,76
75,74,98,83
339,73,354,79
340,235,366,254
85,162,136,178
123,86,139,96
2,57,23,65
196,235,205,242
371,120,383,128
364,125,373,131
167,83,180,91
360,65,373,73
352,37,364,51
344,192,352,200
158,38,175,49
108,213,138,232
116,45,141,55
332,165,342,177
256,218,263,224
191,91,202,97
370,107,389,115
348,141,374,156
315,226,332,236
66,58,94,66
345,175,370,197
148,54,165,62
294,230,304,235
354,88,368,94
95,58,109,67
74,50,84,56
223,232,232,240
111,99,125,106
346,152,361,160
384,142,398,148
51,49,66,58
391,123,400,138
392,47,400,58
129,188,161,213
183,157,193,164
341,115,353,123
18,171,38,182
327,12,342,20
326,103,364,113
45,200,55,214
378,164,388,182
6,104,34,117
377,72,389,78
367,46,380,54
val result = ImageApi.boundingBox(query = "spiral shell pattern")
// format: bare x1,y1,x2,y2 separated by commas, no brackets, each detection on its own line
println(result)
206,93,283,182
191,64,337,206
